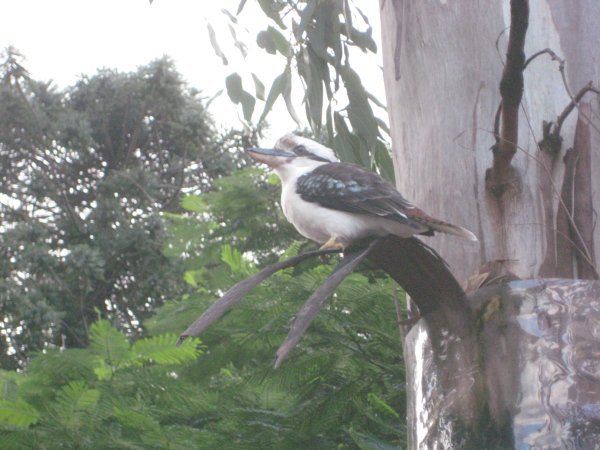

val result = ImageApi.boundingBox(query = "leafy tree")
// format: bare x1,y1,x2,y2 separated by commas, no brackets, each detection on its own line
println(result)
1,167,406,449
0,48,251,368
0,319,203,449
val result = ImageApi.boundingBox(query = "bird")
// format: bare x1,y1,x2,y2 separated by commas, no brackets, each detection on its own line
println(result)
246,133,477,251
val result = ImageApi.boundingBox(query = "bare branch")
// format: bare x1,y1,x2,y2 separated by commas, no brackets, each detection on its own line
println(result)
177,246,343,345
555,83,600,136
274,241,378,367
488,0,529,194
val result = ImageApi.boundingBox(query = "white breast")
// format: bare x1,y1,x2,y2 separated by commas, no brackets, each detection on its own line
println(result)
275,162,421,246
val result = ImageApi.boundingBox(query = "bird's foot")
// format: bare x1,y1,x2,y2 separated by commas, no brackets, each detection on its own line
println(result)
319,238,345,252
318,238,345,263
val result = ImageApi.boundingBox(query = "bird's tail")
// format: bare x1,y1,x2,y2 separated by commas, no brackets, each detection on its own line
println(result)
428,220,478,242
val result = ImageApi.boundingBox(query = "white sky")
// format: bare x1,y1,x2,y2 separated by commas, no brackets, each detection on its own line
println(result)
0,0,384,144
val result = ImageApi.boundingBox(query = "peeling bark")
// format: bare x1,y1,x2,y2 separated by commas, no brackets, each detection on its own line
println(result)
538,120,564,277
571,103,597,279
552,104,599,279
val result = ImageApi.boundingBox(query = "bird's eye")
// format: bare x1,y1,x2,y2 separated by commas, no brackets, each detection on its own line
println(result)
293,145,309,156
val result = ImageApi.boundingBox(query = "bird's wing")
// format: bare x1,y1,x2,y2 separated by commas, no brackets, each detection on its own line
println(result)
296,162,430,232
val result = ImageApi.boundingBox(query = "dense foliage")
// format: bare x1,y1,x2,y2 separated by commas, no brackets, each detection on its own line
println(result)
1,164,406,448
0,49,253,368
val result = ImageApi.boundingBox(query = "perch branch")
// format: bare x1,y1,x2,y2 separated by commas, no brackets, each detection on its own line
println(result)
178,235,471,366
274,241,379,367
176,246,343,345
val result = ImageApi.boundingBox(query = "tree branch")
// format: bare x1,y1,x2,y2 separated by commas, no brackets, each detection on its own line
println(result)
177,236,470,366
176,246,344,345
488,0,529,195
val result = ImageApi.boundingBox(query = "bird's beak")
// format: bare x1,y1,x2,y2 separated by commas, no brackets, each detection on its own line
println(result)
246,147,295,168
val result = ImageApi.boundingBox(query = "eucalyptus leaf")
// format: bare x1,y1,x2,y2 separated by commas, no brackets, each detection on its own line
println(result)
228,24,248,58
267,25,292,58
257,0,286,29
225,73,256,121
373,140,396,183
221,8,238,24
282,67,301,125
236,0,247,15
251,73,266,100
333,112,363,165
258,70,287,124
340,65,378,150
207,23,228,65
225,73,244,103
298,48,323,130
257,30,277,55
240,90,256,122
297,0,317,38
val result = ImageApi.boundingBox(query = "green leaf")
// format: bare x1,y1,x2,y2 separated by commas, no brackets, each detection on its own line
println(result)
258,69,287,124
89,320,131,366
113,407,160,431
251,73,266,101
225,73,245,103
267,172,280,185
92,357,112,381
348,428,401,450
0,399,38,427
340,65,378,150
207,23,228,65
257,30,277,55
228,23,248,58
333,112,365,166
298,47,324,130
267,26,292,58
373,141,395,184
282,66,301,126
346,26,377,53
221,8,238,24
132,333,202,365
304,0,343,68
256,0,286,29
240,90,256,122
57,381,100,413
225,73,256,121
236,0,247,15
367,393,400,418
183,269,200,288
221,244,253,276
180,194,207,213
326,103,334,143
297,0,318,38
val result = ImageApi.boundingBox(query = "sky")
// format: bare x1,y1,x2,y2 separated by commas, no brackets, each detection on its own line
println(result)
0,0,385,144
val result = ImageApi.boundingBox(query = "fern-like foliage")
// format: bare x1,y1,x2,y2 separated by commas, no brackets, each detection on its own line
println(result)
0,322,203,448
0,167,406,449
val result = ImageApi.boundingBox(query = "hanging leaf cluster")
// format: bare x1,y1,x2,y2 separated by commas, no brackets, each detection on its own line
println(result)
209,0,394,181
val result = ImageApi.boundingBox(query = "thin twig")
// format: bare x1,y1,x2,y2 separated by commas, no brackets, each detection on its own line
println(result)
555,83,600,136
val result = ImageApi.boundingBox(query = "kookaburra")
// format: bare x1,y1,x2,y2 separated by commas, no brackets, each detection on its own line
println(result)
247,134,477,250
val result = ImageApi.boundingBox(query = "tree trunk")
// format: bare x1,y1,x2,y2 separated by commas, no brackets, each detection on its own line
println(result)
378,1,600,447
404,279,600,449
379,0,600,282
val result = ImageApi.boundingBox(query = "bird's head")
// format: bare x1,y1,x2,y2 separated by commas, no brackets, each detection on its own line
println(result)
246,134,338,174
